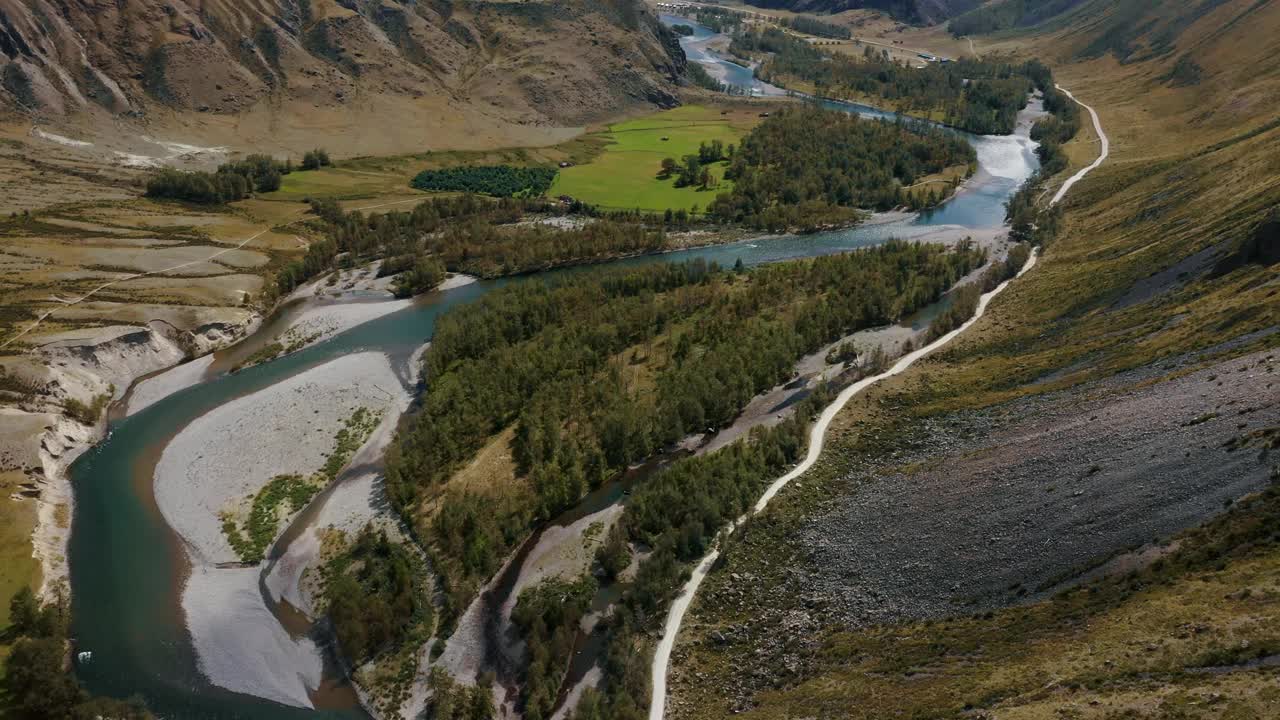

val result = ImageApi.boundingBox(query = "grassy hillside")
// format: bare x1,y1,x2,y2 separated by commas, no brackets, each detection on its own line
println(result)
667,0,1280,716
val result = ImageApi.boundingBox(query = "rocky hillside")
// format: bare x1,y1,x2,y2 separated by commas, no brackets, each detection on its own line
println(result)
0,0,684,131
743,0,984,25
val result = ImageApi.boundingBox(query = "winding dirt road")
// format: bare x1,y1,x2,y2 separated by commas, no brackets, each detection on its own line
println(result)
648,85,1110,720
1050,85,1110,206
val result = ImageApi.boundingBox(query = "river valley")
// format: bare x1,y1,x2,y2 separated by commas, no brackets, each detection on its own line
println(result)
66,15,1044,720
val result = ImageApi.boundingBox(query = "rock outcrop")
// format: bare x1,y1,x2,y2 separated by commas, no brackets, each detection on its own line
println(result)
6,315,259,596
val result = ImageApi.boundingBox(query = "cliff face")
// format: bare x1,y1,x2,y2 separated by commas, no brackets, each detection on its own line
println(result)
0,0,683,127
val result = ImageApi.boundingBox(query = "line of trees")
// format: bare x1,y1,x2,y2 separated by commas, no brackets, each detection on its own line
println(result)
925,241,1030,342
1029,84,1082,176
685,61,727,92
571,390,834,720
410,165,559,198
706,106,976,230
145,152,300,204
1005,73,1083,245
784,14,852,39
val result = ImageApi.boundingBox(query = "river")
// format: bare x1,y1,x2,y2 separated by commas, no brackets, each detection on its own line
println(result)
67,14,1041,719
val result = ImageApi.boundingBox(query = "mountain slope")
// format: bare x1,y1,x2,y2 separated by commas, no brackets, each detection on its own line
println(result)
665,0,1280,717
0,0,685,155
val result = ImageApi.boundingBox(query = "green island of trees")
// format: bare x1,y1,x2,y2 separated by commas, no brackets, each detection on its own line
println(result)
410,165,559,198
658,138,732,191
324,526,430,666
511,575,597,720
730,26,1049,136
382,241,986,641
707,105,976,230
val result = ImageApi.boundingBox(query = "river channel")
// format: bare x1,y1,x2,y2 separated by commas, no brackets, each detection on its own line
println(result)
68,14,1041,719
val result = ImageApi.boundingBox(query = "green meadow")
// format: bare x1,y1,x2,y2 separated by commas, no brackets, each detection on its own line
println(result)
550,105,759,213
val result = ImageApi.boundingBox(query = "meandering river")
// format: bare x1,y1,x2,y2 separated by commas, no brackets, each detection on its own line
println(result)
68,15,1041,719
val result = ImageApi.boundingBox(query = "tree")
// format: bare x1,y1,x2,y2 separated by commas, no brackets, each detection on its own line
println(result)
3,637,82,718
255,168,282,193
595,523,631,580
675,155,702,188
8,585,40,636
658,157,678,179
302,148,333,170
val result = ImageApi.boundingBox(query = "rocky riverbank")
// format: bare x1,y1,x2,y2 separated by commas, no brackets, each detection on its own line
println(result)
0,312,260,597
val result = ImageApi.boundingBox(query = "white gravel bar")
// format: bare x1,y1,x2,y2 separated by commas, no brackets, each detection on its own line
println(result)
125,355,214,416
155,351,402,565
183,565,324,709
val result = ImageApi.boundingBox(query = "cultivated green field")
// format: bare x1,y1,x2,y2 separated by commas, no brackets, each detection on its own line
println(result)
550,105,760,213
